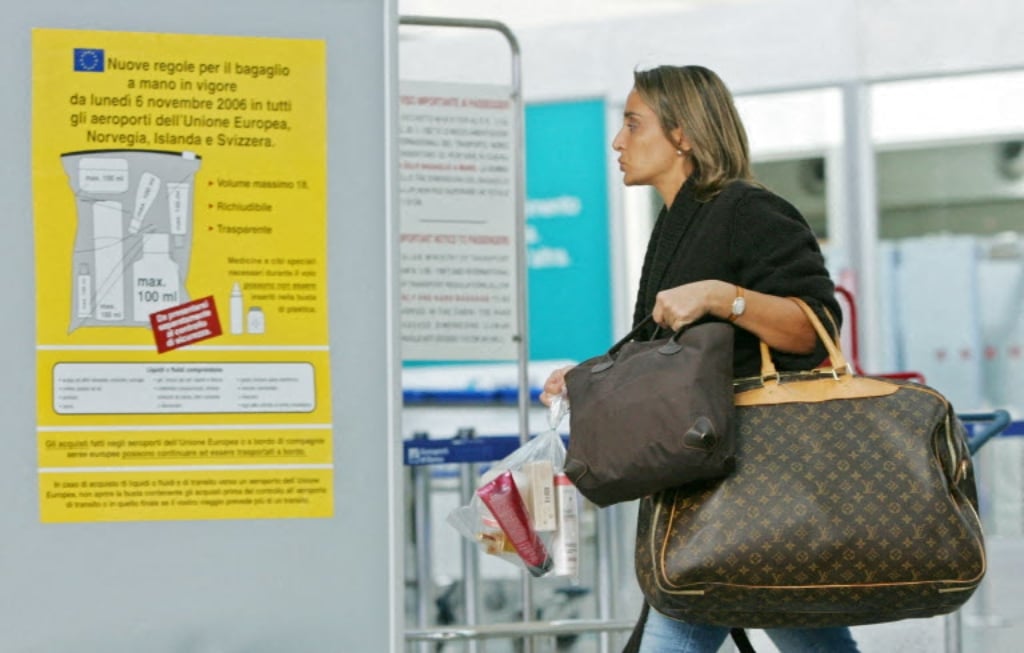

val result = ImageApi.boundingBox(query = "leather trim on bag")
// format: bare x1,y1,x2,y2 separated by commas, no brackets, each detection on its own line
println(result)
734,375,899,406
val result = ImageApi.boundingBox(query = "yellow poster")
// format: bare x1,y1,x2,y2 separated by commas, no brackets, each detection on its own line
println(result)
32,28,331,523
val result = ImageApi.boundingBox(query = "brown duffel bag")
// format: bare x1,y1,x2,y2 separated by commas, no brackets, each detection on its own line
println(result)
634,298,985,628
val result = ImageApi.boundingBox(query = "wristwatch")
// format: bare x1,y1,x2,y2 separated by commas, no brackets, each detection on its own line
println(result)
728,286,746,322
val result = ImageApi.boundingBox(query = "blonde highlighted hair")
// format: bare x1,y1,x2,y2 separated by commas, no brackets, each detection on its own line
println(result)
633,65,754,200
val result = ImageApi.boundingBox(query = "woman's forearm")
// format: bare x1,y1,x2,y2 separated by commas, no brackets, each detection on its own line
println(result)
715,286,817,354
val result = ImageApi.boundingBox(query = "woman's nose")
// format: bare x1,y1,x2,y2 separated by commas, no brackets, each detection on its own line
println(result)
612,132,624,151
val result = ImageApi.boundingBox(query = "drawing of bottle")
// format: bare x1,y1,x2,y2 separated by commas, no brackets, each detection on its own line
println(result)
230,282,244,334
129,172,161,234
76,263,93,319
247,306,265,334
92,200,125,321
132,233,181,322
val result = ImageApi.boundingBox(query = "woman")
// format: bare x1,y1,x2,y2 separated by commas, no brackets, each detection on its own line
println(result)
540,65,858,652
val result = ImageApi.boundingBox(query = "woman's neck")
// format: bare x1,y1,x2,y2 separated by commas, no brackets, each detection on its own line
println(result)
657,172,690,208
656,159,694,207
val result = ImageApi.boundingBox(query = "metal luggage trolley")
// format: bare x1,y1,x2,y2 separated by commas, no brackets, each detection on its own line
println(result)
945,410,1012,653
835,286,1013,653
402,416,636,653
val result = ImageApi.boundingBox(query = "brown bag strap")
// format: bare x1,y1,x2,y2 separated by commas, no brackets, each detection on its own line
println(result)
731,628,758,653
756,297,850,380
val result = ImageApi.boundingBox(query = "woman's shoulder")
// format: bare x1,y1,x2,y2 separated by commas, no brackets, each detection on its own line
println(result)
719,179,784,203
720,180,804,220
695,180,806,231
704,179,777,210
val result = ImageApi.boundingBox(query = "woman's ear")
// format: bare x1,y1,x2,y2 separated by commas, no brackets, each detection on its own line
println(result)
671,127,693,154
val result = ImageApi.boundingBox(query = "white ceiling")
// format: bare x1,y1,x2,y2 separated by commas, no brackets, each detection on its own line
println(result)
398,0,726,29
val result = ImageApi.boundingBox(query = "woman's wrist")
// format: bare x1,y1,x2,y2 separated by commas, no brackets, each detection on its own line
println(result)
708,280,737,320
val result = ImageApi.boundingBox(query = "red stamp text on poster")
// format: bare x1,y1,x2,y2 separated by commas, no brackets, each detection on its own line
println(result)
149,296,223,353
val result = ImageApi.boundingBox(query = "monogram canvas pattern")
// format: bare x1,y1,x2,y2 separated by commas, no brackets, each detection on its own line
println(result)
635,379,985,628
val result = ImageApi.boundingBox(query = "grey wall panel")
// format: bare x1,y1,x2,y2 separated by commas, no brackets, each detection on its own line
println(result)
1,1,399,652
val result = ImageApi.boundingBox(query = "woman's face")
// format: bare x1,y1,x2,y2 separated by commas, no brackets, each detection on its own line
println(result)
612,88,690,199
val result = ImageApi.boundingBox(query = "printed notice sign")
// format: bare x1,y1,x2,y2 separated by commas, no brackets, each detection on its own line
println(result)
398,81,519,361
32,28,332,523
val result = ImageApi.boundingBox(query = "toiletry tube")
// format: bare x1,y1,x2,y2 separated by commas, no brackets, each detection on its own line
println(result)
551,473,580,577
130,172,161,234
476,469,518,556
229,283,244,334
166,182,190,235
76,263,93,319
476,470,553,577
92,200,125,321
525,460,556,532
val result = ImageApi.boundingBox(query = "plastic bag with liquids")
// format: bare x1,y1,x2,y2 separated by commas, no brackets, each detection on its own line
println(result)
447,395,579,578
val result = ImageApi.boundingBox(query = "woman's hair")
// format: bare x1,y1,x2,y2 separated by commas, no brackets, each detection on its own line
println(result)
633,65,754,200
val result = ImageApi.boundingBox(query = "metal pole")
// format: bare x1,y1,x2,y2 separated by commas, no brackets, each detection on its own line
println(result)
413,465,433,653
407,618,637,642
460,463,480,653
840,82,881,373
506,25,536,653
596,505,616,653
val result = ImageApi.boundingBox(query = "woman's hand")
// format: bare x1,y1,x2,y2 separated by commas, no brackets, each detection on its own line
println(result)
539,365,574,406
652,280,731,331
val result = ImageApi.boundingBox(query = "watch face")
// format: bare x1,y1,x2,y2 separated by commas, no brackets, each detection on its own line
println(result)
732,296,746,317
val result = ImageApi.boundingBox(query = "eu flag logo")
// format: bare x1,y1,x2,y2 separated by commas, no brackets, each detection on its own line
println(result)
73,48,105,72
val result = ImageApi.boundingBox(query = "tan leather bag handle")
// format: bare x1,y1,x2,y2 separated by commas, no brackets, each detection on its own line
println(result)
756,297,849,381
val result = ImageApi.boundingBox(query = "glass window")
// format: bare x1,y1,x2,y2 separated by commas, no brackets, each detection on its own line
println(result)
738,88,842,247
867,70,1024,416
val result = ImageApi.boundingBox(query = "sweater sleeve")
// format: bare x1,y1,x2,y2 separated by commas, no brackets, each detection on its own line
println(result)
729,187,843,374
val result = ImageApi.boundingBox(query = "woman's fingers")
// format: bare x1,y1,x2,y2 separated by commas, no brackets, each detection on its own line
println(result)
653,289,688,329
654,281,716,329
539,365,573,406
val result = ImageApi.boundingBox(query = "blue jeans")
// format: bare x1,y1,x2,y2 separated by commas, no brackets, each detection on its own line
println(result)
639,607,860,653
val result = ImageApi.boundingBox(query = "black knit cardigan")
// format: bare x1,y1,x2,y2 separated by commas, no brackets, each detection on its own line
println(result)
631,177,842,378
